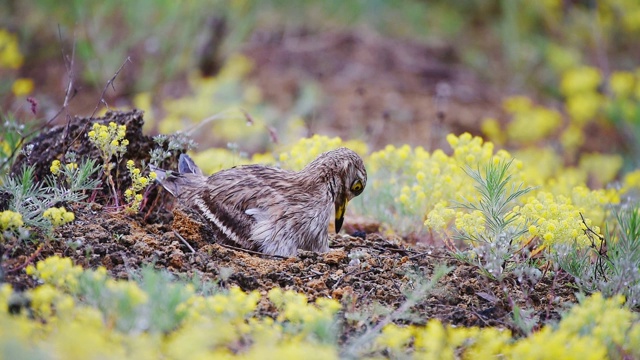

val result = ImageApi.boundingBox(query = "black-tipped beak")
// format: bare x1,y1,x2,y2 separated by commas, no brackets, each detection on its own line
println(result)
335,197,347,233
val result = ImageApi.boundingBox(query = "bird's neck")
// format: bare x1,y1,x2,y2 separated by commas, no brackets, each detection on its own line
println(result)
298,161,343,203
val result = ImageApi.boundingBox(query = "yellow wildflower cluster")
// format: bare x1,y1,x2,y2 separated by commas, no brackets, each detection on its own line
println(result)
123,160,156,213
0,29,23,69
453,210,486,240
0,140,11,160
368,133,512,234
26,257,151,325
141,54,307,147
11,256,342,358
134,55,332,164
621,169,640,195
268,288,341,324
376,293,640,359
357,132,619,248
49,159,61,175
26,256,83,292
512,147,563,187
11,78,34,97
515,192,598,247
183,286,259,321
11,255,640,358
156,62,259,133
279,134,368,171
560,66,640,154
87,122,129,171
186,134,368,177
355,134,522,235
503,96,563,144
49,159,78,176
0,210,23,231
363,143,438,233
189,148,273,175
42,207,75,227
0,29,34,97
479,64,640,157
561,66,604,123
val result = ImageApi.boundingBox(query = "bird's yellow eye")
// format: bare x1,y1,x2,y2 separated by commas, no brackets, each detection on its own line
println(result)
351,179,364,194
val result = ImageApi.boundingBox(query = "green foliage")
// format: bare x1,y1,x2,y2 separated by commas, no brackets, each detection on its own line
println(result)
558,204,640,308
77,265,192,333
149,133,197,169
0,157,100,232
456,159,533,243
0,113,37,174
451,159,534,280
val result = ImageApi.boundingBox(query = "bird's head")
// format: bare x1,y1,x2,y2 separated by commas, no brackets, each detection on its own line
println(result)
304,147,367,233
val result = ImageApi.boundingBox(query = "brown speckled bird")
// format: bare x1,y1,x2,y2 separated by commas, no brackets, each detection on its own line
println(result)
154,148,367,257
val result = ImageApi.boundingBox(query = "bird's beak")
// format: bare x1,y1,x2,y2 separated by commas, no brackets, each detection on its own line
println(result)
335,195,348,233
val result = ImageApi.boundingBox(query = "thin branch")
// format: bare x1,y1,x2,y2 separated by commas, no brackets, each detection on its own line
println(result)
332,268,375,289
300,269,324,280
61,27,77,140
7,243,45,274
173,230,196,254
61,26,77,111
407,250,449,260
91,56,131,118
217,242,288,259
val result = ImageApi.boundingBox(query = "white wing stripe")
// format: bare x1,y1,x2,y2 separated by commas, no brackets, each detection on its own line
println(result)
194,196,241,244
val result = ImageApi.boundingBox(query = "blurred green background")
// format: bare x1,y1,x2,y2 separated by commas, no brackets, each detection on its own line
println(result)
2,0,640,171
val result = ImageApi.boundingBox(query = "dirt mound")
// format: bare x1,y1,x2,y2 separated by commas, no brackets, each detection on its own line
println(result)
11,110,153,181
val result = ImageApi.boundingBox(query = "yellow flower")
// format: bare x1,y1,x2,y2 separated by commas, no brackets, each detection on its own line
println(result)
561,66,602,97
50,159,61,175
503,96,533,113
62,211,75,223
481,117,505,145
0,210,23,230
65,162,78,172
0,29,23,69
11,78,34,96
43,207,75,227
377,324,413,350
566,92,602,124
610,71,636,98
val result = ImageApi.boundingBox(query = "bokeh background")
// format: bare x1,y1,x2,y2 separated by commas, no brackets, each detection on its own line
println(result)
2,0,640,181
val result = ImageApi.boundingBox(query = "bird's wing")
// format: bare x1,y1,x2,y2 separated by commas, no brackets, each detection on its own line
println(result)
192,165,296,252
189,187,258,251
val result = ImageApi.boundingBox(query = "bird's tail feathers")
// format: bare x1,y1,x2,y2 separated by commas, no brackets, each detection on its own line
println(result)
179,153,203,175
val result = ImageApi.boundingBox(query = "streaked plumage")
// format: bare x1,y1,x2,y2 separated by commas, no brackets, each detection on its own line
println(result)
154,148,367,257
